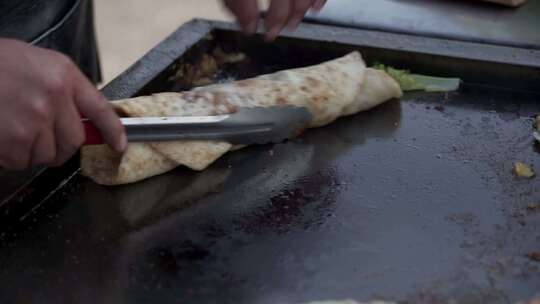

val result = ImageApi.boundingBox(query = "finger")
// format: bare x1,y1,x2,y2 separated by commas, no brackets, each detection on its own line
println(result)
30,127,57,167
0,152,30,170
311,0,327,11
4,126,35,170
50,100,85,167
2,146,32,170
224,0,260,34
287,0,313,30
265,0,292,41
72,69,126,153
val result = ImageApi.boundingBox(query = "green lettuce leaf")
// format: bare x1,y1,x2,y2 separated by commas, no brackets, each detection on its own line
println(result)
373,64,461,92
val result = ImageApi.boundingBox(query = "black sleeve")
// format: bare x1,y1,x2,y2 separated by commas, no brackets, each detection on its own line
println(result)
0,0,102,84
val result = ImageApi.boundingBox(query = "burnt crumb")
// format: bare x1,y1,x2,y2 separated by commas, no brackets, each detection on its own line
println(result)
527,252,540,262
447,213,475,225
425,106,431,110
527,203,540,211
434,105,445,112
511,211,526,221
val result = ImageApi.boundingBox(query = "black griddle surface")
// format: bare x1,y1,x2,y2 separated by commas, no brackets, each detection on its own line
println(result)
0,86,539,303
0,20,539,303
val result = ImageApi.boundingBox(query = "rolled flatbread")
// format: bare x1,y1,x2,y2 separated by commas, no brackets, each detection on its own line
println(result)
81,51,402,185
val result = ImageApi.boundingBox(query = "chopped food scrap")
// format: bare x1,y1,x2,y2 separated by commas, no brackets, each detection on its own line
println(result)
168,47,248,89
372,64,461,92
514,162,535,178
527,203,540,211
198,54,219,75
515,297,540,304
527,252,540,262
168,53,218,88
213,47,247,64
192,77,213,86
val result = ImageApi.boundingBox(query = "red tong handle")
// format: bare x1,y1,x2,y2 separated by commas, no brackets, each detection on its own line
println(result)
83,120,104,145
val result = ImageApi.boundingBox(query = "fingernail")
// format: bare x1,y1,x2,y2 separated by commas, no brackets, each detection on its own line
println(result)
116,133,127,153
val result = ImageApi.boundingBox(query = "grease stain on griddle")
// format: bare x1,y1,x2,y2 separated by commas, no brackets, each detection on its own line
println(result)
234,169,339,235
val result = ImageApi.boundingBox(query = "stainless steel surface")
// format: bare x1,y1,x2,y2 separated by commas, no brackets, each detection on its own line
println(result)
306,0,540,49
120,106,313,144
122,115,229,125
0,20,539,303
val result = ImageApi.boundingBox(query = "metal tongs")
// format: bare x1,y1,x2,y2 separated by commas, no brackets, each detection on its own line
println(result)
83,106,313,145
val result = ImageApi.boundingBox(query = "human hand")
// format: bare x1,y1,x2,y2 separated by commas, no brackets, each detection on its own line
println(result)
0,38,126,170
223,0,327,40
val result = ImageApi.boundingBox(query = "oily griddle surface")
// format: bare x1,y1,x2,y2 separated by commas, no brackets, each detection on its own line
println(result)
0,82,539,303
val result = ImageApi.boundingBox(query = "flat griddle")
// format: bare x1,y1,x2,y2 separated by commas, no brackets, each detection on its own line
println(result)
0,20,539,303
304,0,540,50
